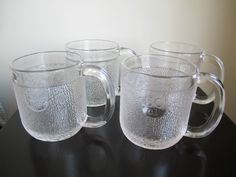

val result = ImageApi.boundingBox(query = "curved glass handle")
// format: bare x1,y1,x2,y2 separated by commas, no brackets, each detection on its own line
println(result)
120,47,137,56
185,72,225,138
194,53,224,104
82,64,115,128
116,47,136,95
202,53,224,82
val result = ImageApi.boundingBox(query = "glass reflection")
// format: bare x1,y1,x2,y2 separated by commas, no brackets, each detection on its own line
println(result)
29,129,114,177
118,138,207,177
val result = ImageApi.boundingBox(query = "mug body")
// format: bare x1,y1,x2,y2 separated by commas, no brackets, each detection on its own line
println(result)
11,51,87,141
66,39,120,107
120,55,197,149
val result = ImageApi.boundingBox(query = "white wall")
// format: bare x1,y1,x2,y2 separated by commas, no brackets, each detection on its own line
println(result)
0,0,235,123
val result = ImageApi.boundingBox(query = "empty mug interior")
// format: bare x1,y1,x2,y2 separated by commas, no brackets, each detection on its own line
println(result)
66,39,120,62
122,54,197,78
10,51,81,72
150,41,203,54
121,55,198,93
10,51,82,87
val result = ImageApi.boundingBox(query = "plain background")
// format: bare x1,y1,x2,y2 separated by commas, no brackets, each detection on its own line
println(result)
0,0,235,123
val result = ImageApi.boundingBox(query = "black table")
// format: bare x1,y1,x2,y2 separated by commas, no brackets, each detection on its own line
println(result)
0,97,236,177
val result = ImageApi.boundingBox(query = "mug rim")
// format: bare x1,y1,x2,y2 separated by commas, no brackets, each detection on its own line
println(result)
121,54,198,79
66,39,120,52
10,51,82,73
150,41,203,55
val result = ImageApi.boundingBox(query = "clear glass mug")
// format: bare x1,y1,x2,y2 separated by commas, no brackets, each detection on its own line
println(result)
66,39,136,107
150,41,224,103
10,51,115,141
120,54,225,150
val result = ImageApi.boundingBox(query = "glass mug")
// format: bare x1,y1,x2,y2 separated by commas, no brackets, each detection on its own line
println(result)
150,41,224,104
10,51,115,141
66,39,135,107
120,55,225,150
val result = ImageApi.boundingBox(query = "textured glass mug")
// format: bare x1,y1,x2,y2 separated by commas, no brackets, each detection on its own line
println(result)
150,41,224,103
120,55,225,150
66,39,135,107
10,51,115,141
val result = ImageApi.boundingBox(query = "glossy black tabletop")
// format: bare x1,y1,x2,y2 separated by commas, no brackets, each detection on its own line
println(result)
0,97,236,177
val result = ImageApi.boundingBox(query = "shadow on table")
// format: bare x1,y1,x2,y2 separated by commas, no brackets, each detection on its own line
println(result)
29,129,115,177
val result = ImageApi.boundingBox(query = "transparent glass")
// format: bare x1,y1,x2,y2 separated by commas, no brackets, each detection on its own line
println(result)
150,41,224,104
10,51,115,142
66,39,135,107
120,54,225,150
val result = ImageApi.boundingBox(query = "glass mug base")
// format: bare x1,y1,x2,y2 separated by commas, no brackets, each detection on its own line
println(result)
22,123,82,142
83,121,107,128
87,103,106,107
120,120,184,150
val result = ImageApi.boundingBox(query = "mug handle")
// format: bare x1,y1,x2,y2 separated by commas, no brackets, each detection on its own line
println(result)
185,72,225,138
194,53,224,104
81,64,116,128
120,47,137,56
117,47,137,95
